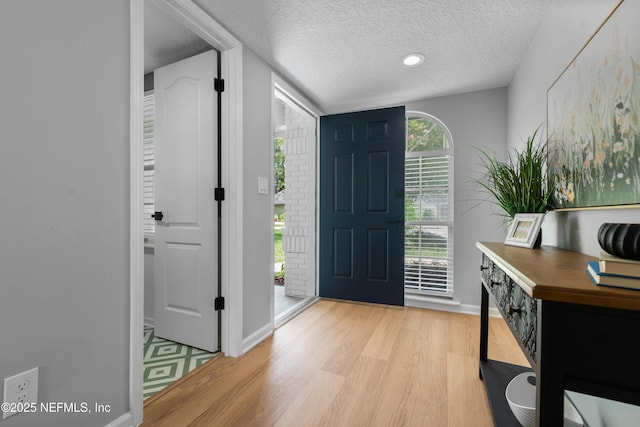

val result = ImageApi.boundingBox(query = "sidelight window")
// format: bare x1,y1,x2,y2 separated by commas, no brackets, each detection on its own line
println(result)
405,112,454,296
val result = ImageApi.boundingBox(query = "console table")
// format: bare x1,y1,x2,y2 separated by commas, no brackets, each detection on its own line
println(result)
477,242,640,426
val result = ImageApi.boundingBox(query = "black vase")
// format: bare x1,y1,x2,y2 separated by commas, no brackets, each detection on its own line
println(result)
597,223,640,261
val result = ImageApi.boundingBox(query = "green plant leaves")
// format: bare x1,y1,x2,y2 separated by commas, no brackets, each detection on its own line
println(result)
474,126,553,221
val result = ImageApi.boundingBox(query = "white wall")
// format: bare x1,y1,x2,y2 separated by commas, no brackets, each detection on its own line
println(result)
0,1,130,426
509,1,640,424
406,87,509,308
242,47,273,340
508,0,639,256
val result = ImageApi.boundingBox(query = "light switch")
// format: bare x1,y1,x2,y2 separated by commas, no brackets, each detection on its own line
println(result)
258,176,269,195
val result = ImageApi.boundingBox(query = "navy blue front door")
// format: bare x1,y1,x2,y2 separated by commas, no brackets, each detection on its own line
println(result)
319,106,405,306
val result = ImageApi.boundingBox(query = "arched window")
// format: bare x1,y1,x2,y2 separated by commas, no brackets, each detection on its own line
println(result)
405,112,454,296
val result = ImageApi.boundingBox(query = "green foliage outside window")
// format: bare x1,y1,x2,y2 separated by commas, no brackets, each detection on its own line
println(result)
274,137,285,193
407,117,448,152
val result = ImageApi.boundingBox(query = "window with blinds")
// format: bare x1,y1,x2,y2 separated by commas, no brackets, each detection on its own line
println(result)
405,113,454,296
143,92,155,234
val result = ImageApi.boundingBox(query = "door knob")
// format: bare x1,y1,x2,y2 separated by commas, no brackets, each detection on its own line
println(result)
151,211,164,221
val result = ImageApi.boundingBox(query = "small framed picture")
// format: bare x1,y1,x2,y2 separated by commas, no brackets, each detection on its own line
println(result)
504,213,545,248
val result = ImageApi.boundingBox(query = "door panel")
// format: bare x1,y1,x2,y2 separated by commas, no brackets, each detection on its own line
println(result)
367,229,388,280
320,106,405,306
164,243,200,313
333,154,354,213
333,228,353,278
368,151,388,212
165,78,199,224
154,50,217,352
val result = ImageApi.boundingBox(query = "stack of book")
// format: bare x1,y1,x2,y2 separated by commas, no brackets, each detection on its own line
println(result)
586,251,640,290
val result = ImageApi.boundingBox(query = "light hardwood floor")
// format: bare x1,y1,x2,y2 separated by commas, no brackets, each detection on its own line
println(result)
143,299,529,426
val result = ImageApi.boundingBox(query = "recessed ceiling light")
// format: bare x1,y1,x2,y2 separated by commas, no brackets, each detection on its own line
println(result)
403,53,425,67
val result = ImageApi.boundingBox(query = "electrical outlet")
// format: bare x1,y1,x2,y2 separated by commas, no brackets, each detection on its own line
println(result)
2,367,38,419
14,379,30,393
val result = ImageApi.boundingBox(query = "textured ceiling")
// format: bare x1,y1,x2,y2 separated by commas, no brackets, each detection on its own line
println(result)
149,0,552,113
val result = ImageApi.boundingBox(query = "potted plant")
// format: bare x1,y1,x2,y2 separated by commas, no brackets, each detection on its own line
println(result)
474,126,553,246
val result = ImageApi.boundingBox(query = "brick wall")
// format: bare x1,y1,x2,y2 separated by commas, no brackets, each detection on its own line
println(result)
283,105,315,297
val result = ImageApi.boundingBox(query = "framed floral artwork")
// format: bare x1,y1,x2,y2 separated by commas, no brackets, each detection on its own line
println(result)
547,0,640,209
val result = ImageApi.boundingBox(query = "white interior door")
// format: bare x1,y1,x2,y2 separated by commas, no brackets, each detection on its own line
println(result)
154,50,217,352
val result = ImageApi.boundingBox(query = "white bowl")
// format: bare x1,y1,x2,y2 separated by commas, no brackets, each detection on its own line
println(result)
505,372,585,427
506,372,536,427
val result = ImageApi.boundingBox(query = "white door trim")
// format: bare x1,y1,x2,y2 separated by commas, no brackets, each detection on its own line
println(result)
130,0,244,424
129,2,144,426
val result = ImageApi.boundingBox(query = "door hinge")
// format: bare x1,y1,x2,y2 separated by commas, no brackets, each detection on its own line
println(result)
214,187,225,202
214,78,225,93
215,296,225,311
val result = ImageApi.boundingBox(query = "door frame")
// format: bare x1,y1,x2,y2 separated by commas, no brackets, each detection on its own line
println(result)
269,73,322,328
130,0,244,424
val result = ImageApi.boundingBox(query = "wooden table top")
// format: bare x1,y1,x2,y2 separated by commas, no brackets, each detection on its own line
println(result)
477,241,640,311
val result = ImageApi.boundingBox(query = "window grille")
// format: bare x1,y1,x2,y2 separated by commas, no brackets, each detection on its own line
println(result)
405,113,454,296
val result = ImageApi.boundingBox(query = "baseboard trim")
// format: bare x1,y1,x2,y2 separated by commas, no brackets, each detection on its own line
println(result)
104,412,133,427
143,317,155,328
459,304,502,318
275,296,318,329
405,294,462,312
405,294,501,318
242,323,273,354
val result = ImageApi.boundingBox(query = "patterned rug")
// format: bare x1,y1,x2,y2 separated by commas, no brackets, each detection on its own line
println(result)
143,326,216,399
